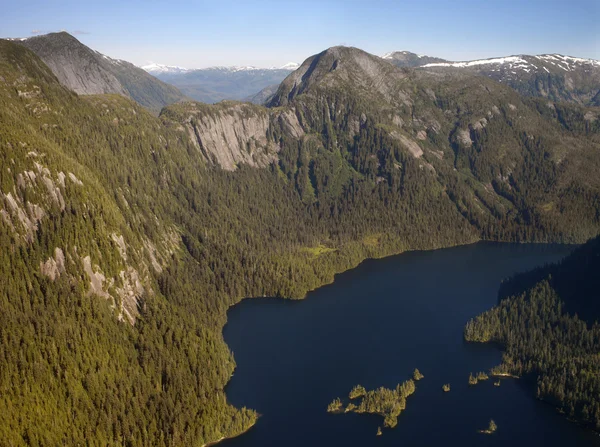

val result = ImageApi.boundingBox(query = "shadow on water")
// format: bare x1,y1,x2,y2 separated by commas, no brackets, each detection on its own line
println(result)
221,242,600,446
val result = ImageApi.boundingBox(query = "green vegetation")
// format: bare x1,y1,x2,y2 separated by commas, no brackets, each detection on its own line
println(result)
328,378,417,431
442,384,451,392
465,235,600,431
469,371,489,385
413,368,424,381
327,398,343,413
1,39,600,445
479,419,497,434
349,384,367,399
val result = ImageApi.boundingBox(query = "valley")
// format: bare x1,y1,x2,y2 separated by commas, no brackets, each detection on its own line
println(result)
0,28,599,446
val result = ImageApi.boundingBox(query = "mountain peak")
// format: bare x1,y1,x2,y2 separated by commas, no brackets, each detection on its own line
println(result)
381,50,447,67
269,46,405,107
142,62,190,74
15,32,186,113
279,62,300,70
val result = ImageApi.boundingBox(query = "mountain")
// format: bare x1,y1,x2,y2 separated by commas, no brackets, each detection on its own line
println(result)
139,62,191,75
244,83,280,105
269,46,408,107
1,38,600,446
144,63,297,103
382,50,447,67
17,32,186,114
419,53,600,106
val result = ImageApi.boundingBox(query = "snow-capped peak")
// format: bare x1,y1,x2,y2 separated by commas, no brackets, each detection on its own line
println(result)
279,62,300,70
141,63,190,74
422,54,600,72
381,51,419,60
423,56,529,68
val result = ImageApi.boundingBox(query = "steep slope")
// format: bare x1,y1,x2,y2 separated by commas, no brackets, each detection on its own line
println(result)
465,235,600,429
2,39,600,446
245,82,280,104
160,101,303,170
382,50,447,67
16,32,127,96
268,46,600,242
18,32,186,113
421,54,600,106
269,46,408,107
147,64,296,103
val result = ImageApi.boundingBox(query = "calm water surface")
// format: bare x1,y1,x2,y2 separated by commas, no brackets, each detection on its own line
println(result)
222,243,600,446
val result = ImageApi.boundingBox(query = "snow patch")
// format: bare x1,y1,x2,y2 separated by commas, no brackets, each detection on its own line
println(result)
424,56,529,68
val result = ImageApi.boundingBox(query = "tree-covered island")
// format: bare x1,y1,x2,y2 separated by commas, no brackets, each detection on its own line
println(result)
327,375,420,432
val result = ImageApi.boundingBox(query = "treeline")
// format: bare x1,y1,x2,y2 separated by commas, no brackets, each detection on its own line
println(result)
1,38,600,446
465,235,600,430
328,378,417,429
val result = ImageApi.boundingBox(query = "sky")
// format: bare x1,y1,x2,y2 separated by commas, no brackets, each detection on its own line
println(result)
1,0,598,68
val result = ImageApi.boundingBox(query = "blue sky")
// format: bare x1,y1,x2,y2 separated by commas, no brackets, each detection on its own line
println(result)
1,0,598,68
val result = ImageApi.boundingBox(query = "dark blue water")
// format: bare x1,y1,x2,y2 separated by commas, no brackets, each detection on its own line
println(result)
222,242,600,446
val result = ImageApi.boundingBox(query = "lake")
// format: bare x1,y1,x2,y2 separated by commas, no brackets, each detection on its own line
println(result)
222,242,600,446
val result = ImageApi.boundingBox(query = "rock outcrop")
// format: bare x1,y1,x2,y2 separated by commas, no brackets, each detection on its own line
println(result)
18,32,186,114
166,102,304,170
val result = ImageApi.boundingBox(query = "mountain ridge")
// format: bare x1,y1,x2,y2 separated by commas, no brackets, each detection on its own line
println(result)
1,38,600,446
14,32,187,114
145,62,299,104
382,49,600,106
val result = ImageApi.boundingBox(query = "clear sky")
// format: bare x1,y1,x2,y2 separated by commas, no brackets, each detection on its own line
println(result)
1,0,598,68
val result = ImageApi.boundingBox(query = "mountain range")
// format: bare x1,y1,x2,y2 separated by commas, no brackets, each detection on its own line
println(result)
1,33,599,446
143,62,299,104
411,52,600,106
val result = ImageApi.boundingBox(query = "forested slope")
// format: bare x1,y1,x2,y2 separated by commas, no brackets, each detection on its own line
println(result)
465,235,600,430
1,40,600,445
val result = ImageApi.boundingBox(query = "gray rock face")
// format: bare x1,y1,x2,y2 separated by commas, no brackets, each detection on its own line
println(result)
20,32,127,96
382,51,447,67
419,54,600,106
18,32,186,114
269,46,407,107
177,102,304,170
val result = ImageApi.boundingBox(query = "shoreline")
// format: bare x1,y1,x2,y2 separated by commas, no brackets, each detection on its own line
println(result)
202,421,257,447
217,240,574,444
491,372,520,379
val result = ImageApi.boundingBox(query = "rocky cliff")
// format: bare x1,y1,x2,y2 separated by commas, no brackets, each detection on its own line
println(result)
162,101,304,170
18,32,186,114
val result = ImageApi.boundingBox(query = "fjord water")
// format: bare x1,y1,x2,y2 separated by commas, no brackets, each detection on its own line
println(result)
222,243,599,446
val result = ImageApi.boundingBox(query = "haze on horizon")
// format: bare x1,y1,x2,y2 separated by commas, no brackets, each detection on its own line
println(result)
2,0,599,69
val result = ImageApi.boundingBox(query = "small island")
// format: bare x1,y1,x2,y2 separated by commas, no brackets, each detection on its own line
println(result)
327,398,343,413
413,368,424,381
479,419,498,434
327,373,420,434
442,383,451,392
469,371,489,385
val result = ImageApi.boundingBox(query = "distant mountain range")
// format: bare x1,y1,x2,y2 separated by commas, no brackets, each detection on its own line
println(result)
2,34,600,446
6,31,600,110
383,50,600,106
142,62,299,104
14,32,186,114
